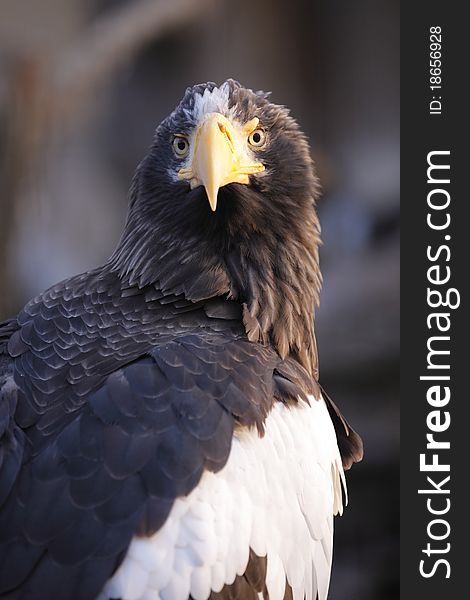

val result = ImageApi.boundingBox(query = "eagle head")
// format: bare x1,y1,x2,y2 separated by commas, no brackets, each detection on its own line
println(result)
126,79,319,238
112,80,322,375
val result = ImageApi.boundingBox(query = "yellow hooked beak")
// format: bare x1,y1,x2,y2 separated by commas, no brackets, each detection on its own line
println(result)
178,113,265,211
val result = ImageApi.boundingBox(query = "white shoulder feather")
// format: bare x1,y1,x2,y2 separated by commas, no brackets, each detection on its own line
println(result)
99,395,345,600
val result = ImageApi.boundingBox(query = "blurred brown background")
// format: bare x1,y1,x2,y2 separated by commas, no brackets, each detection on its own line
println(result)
0,1,399,598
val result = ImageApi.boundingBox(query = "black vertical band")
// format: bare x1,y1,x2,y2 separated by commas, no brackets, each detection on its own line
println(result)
401,3,467,597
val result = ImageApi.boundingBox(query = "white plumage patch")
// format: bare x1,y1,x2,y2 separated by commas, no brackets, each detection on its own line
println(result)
190,82,234,122
98,396,345,600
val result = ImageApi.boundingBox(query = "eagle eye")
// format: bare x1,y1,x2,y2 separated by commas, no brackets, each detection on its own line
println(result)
248,128,267,149
172,135,190,158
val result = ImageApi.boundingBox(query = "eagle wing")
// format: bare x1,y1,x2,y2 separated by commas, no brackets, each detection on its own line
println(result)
0,270,344,600
0,319,25,509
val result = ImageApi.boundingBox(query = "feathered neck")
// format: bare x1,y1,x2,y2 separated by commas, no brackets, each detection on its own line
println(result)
109,172,322,378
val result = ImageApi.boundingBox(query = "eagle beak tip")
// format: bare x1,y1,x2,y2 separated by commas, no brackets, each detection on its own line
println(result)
206,188,218,212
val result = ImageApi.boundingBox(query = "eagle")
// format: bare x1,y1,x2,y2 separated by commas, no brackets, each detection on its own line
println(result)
0,80,362,600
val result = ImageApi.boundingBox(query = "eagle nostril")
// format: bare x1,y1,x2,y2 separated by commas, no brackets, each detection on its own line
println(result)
218,122,234,150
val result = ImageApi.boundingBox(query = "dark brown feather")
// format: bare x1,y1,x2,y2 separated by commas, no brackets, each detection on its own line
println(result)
205,550,295,600
320,384,364,470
